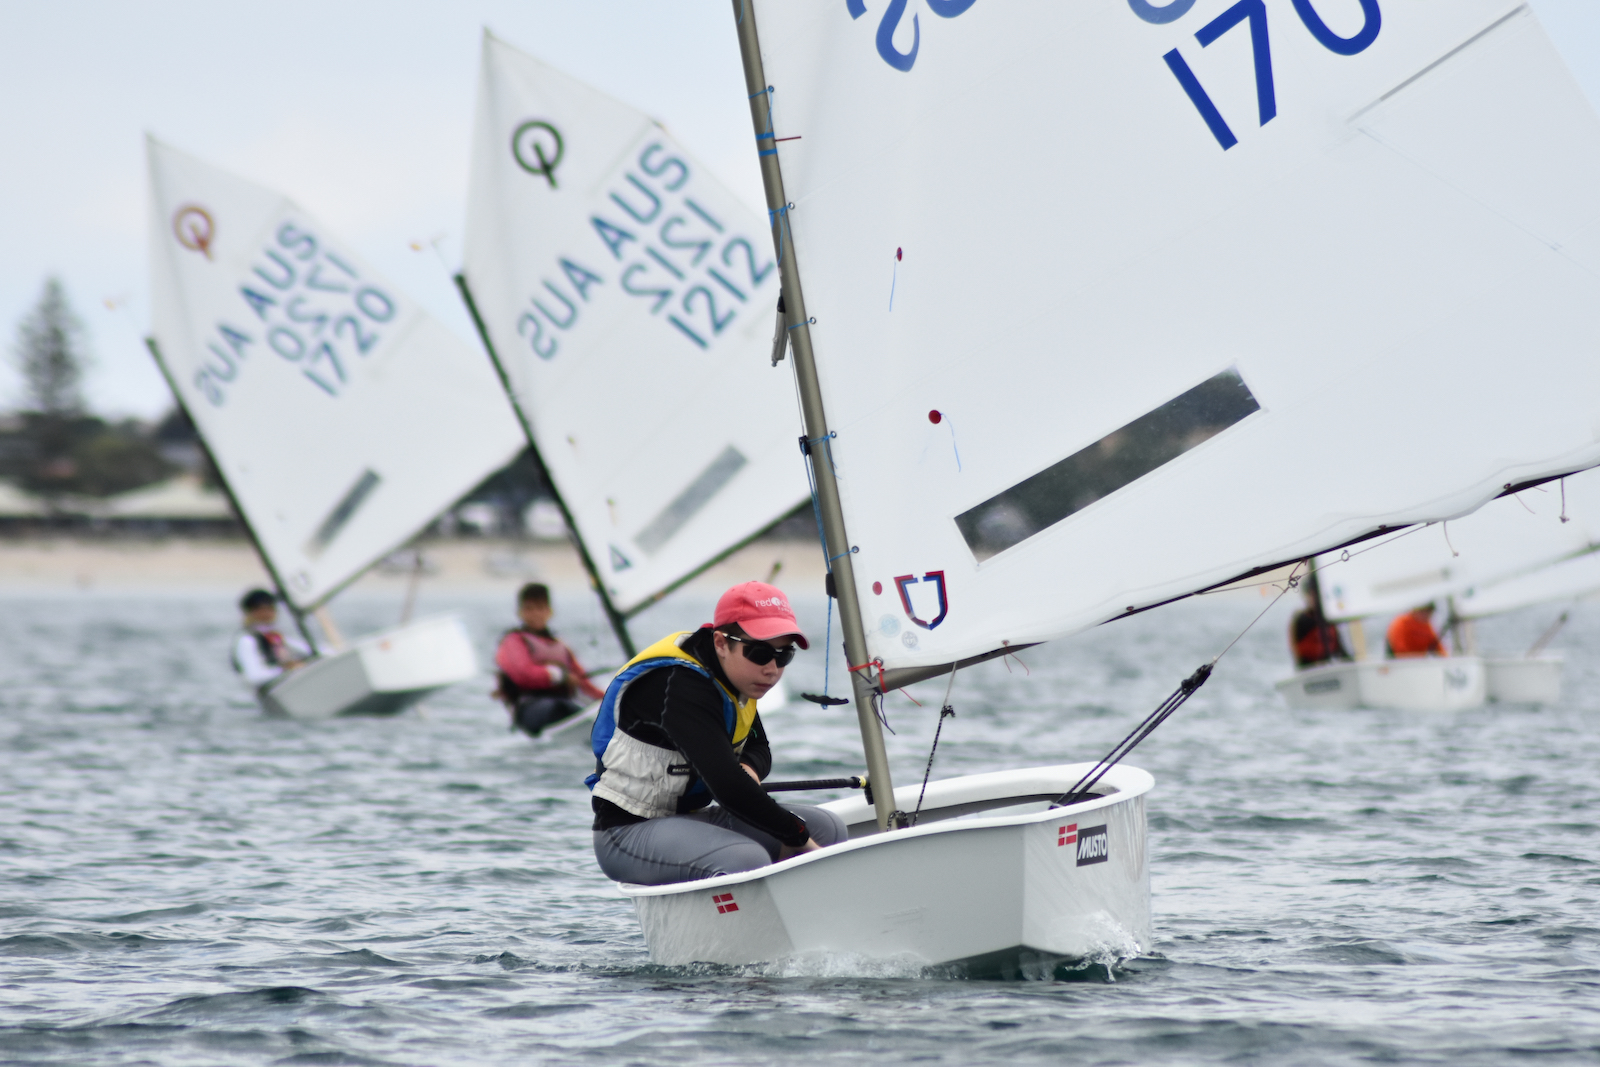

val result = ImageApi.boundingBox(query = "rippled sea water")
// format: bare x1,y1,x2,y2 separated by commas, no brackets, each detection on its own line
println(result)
2,584,1597,1066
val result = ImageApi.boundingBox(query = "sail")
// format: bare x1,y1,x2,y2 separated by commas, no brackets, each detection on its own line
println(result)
461,32,809,614
1319,471,1600,621
748,0,1600,671
147,137,525,611
1455,548,1600,619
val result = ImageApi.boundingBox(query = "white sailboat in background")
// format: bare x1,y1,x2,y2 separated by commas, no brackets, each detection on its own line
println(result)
617,0,1600,973
458,32,810,685
146,137,527,719
1280,469,1600,709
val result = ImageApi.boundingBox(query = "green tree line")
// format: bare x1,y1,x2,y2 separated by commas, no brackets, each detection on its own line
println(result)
3,278,178,498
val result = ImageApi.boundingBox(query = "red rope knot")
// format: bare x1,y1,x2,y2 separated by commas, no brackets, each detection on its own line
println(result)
848,658,887,692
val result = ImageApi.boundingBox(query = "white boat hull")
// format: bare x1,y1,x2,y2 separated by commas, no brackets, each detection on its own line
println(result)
620,764,1151,975
261,614,478,719
1276,657,1487,711
1485,654,1562,704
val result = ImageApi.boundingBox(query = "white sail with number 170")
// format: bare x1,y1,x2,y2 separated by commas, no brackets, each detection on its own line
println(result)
615,1,1600,974
147,137,526,718
461,32,809,645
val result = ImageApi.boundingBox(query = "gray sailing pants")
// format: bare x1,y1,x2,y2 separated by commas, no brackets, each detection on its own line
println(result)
594,804,849,886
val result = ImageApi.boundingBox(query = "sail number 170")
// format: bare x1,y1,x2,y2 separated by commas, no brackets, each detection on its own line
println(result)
1153,0,1382,150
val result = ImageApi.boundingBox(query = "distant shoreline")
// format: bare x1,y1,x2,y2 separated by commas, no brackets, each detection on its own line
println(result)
0,535,828,598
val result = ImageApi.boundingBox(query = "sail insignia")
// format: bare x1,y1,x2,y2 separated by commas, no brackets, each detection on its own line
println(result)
955,369,1260,563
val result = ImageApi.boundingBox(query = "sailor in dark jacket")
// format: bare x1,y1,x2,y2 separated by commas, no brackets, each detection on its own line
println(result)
588,582,847,885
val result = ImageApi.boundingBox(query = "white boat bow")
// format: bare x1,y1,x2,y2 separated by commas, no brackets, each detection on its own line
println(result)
261,614,478,719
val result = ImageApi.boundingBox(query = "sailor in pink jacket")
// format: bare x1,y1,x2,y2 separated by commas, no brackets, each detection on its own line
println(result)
494,582,605,736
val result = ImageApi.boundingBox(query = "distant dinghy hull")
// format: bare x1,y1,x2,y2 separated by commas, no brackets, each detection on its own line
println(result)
261,615,477,720
1484,655,1562,704
619,764,1152,975
1276,657,1487,711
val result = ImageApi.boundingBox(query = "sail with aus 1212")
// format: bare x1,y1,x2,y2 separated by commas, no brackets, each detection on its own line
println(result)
459,31,810,663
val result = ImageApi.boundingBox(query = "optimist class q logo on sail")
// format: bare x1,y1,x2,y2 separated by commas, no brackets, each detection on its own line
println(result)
512,120,564,189
173,205,215,260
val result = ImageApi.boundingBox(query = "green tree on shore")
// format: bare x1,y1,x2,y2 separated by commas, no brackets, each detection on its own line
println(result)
13,277,87,417
3,278,170,498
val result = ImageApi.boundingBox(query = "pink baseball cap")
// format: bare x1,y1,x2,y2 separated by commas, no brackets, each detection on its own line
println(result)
713,582,808,648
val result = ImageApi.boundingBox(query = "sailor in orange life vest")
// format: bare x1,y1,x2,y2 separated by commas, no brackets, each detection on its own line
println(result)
493,582,606,737
1387,602,1447,657
1290,587,1349,668
231,588,312,693
588,581,848,885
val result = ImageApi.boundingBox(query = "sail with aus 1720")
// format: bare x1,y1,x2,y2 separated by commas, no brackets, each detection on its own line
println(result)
615,0,1600,974
146,137,526,719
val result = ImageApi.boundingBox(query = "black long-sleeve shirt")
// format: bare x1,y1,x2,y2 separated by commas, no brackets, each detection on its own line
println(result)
591,628,809,846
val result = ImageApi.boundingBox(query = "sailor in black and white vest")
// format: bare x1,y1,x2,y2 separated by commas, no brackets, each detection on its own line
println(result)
231,588,313,693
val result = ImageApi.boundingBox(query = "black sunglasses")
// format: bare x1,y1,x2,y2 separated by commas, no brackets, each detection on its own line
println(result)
724,634,798,668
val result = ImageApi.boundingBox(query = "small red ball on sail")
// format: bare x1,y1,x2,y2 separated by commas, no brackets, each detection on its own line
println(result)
872,581,883,595
928,410,942,424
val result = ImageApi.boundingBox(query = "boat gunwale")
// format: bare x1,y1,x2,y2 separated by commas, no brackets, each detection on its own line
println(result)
616,762,1152,899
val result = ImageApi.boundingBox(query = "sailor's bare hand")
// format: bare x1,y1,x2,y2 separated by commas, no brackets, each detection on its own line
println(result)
777,838,821,861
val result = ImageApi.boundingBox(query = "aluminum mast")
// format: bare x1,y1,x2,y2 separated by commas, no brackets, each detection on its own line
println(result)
730,0,898,830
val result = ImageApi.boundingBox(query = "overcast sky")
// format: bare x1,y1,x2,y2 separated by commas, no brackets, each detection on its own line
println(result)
3,1,1599,420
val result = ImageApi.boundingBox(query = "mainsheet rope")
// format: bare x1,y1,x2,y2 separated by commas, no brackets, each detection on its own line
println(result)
1055,560,1310,806
909,666,960,825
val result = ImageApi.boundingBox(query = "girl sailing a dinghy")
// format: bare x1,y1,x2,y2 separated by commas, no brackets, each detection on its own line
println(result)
587,582,846,885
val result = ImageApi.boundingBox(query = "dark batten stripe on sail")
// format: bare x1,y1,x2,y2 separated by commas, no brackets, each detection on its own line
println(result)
634,445,748,555
956,369,1260,562
306,468,382,557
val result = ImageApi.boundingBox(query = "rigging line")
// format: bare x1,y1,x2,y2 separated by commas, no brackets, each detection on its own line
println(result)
1561,477,1570,523
1056,663,1212,806
870,689,897,735
1059,556,1310,806
1442,520,1460,557
1063,514,1490,805
822,595,835,695
910,665,959,826
1209,561,1306,667
796,430,840,698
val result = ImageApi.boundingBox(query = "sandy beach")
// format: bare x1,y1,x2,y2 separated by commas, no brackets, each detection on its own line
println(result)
0,535,829,600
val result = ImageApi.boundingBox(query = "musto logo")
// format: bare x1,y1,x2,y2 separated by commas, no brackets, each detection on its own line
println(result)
1075,824,1109,867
